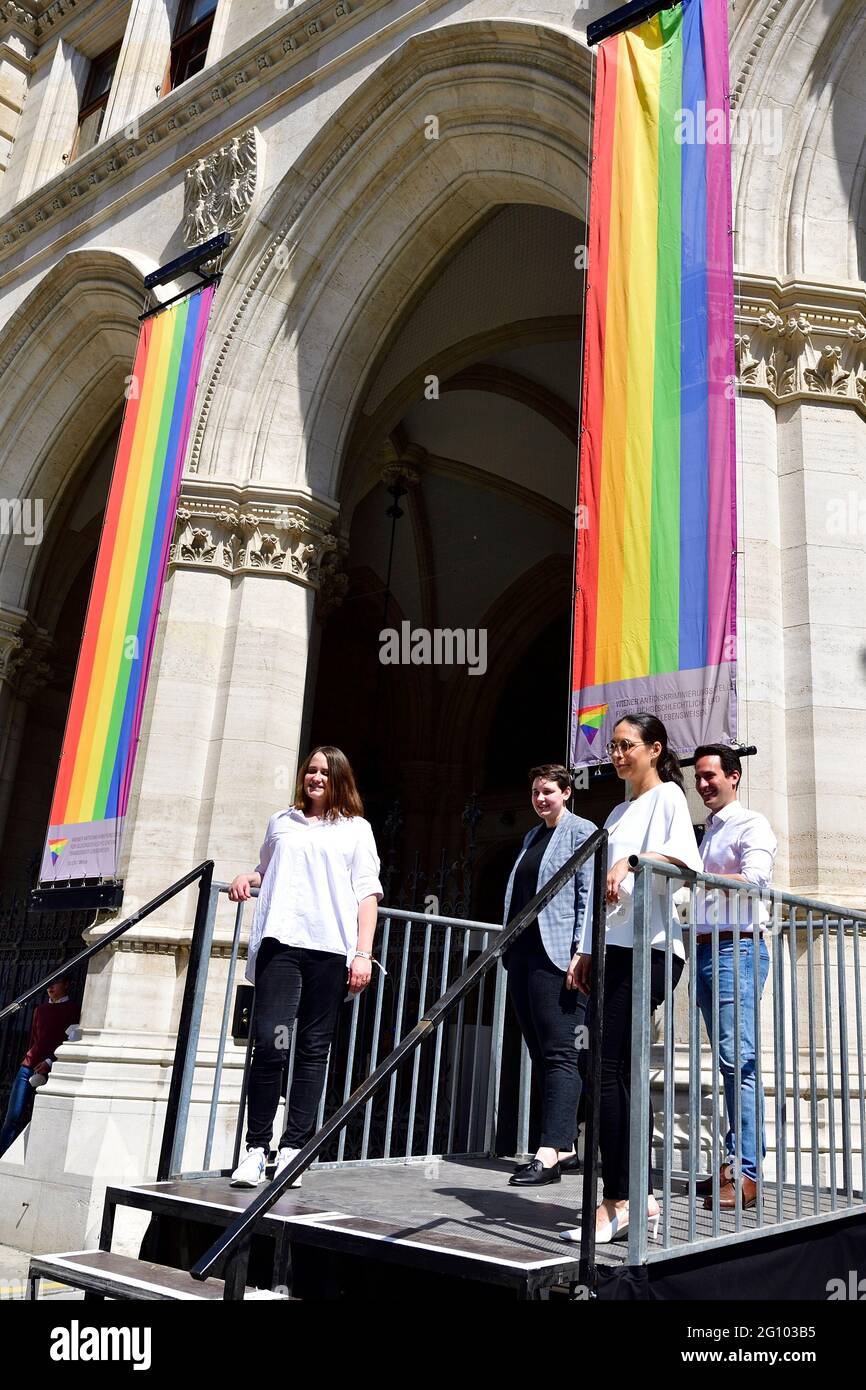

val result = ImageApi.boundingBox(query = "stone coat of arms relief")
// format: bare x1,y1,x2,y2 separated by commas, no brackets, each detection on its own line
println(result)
183,128,263,245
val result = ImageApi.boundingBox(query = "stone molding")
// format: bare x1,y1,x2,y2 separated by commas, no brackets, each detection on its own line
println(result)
169,482,338,588
108,935,249,961
0,1,79,38
183,127,262,247
0,0,377,258
730,0,790,110
735,275,866,415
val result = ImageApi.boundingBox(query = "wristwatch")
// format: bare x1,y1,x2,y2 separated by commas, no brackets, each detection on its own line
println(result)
627,853,640,870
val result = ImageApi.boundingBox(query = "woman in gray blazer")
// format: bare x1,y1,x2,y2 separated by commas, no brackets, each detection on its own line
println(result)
503,763,597,1186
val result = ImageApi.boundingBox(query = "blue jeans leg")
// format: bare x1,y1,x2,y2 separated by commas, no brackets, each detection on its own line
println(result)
0,1065,35,1157
695,941,770,1182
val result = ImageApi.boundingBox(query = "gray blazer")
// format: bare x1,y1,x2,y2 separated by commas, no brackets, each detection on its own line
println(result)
503,810,598,971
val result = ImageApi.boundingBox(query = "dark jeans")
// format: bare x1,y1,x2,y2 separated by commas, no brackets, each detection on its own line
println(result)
505,922,585,1151
580,945,684,1200
0,1065,35,1157
245,939,346,1152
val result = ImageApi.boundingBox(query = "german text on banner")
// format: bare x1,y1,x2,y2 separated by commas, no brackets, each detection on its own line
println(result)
572,0,737,765
39,283,216,884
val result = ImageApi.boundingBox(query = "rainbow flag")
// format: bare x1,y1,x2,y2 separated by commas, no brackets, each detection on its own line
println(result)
572,0,737,764
39,283,215,883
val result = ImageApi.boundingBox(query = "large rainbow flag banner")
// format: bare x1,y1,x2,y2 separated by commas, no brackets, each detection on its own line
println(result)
572,0,737,765
39,283,215,883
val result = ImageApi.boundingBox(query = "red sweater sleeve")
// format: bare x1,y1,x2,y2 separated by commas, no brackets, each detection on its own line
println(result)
22,1001,80,1069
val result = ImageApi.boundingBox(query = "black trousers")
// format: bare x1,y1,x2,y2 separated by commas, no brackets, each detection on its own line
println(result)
580,945,684,1200
245,938,346,1152
505,922,585,1151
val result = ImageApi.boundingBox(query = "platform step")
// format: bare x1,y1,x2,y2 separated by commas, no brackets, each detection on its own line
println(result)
28,1250,290,1301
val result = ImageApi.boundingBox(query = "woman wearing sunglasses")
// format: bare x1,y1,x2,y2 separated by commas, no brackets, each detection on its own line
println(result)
563,713,701,1244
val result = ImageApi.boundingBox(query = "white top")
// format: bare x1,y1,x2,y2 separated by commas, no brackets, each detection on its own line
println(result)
697,799,777,928
245,809,383,982
578,781,703,959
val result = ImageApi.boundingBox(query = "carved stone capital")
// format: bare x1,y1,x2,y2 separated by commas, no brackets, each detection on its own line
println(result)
735,277,866,412
0,611,52,695
170,485,338,588
183,128,262,247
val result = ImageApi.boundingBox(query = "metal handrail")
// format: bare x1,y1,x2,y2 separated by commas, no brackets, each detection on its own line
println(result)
0,861,215,1022
0,860,216,1183
190,827,610,1287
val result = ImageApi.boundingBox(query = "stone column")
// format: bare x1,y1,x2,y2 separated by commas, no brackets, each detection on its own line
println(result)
7,38,88,204
0,19,33,191
102,0,183,141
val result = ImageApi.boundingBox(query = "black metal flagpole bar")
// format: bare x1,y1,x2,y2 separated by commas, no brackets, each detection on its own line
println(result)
581,743,758,784
587,0,679,47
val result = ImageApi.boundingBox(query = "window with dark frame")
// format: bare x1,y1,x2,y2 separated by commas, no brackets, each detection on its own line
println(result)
72,45,121,160
167,0,218,93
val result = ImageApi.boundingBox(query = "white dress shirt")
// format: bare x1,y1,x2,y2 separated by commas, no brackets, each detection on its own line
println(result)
697,799,777,929
578,781,703,959
245,809,383,981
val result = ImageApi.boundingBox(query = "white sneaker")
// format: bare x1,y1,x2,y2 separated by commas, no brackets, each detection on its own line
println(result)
230,1146,267,1188
274,1147,303,1187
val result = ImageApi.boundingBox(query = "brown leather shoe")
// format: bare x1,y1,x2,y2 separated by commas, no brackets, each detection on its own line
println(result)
695,1163,732,1197
704,1175,758,1210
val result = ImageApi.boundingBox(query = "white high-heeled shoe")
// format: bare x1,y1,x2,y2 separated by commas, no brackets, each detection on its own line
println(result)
559,1206,661,1244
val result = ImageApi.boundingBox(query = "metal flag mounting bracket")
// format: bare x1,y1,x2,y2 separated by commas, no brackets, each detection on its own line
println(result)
140,231,232,321
587,0,680,46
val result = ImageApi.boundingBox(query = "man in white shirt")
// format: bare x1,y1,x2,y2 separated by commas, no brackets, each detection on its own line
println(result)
692,744,777,1211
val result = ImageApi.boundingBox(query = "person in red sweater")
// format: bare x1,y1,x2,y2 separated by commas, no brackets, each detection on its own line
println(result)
0,977,79,1158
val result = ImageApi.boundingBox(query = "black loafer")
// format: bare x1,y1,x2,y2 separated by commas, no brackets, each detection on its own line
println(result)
558,1153,582,1175
509,1159,561,1186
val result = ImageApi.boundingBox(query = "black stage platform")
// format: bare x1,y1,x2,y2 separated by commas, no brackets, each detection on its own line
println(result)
105,1156,866,1300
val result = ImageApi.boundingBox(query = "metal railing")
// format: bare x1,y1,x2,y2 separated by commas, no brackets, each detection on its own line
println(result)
189,828,610,1292
0,862,217,1182
196,889,513,1175
625,857,866,1267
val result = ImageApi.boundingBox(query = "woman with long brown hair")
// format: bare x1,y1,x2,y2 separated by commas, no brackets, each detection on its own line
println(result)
228,746,382,1187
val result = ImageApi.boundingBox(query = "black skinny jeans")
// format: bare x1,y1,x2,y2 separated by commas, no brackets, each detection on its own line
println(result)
245,938,346,1152
579,945,684,1200
505,922,585,1152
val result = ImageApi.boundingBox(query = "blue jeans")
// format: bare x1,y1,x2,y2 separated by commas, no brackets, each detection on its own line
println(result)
695,940,770,1182
0,1065,35,1157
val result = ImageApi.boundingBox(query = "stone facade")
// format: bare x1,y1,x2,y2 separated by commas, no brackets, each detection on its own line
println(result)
0,0,863,1251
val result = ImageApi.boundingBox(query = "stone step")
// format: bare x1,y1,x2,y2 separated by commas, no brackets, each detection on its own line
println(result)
27,1249,290,1301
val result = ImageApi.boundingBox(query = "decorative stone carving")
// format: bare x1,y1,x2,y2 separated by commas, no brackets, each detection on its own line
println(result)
183,129,261,246
171,492,337,587
735,334,760,385
0,622,53,697
804,345,848,395
734,283,866,414
316,548,350,621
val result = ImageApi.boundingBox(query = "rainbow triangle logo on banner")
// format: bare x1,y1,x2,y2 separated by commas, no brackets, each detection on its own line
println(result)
48,838,70,864
577,703,608,745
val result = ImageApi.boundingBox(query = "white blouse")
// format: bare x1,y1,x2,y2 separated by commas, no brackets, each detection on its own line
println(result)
578,781,703,958
245,809,383,981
